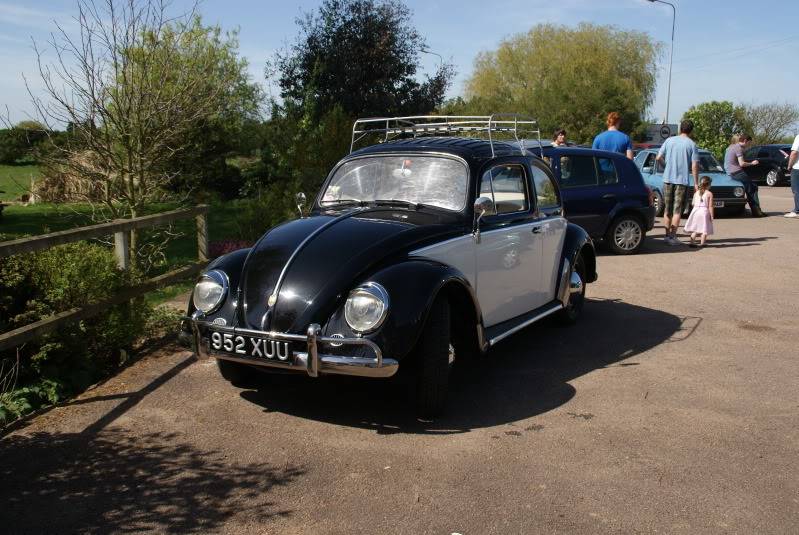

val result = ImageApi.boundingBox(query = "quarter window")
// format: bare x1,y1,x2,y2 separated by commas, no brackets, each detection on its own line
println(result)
479,165,529,215
531,166,559,208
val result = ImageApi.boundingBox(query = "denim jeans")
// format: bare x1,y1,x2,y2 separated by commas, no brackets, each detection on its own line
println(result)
792,169,799,213
731,171,760,213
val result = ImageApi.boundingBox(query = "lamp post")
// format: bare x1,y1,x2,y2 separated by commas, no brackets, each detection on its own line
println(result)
647,0,675,125
420,47,443,69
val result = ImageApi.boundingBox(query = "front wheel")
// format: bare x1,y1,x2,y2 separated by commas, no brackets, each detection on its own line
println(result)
765,169,780,187
415,297,452,419
606,215,644,255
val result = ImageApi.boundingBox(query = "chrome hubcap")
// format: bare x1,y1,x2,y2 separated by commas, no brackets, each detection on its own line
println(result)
448,343,455,365
767,171,778,186
614,220,642,250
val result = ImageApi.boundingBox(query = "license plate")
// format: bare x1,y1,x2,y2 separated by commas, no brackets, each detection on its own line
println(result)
713,201,724,208
208,329,294,361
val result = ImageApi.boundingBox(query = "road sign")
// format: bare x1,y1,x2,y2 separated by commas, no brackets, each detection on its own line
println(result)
645,123,677,143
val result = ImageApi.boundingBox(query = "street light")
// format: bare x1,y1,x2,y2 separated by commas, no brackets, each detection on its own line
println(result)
420,47,443,69
647,0,675,125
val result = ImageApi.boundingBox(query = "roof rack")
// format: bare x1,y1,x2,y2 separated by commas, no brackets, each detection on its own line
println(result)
350,114,542,157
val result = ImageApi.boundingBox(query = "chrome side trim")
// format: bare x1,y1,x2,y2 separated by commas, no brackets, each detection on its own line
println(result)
558,258,571,306
488,302,563,346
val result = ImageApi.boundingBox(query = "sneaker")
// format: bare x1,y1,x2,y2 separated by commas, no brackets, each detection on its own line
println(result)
785,212,799,218
667,236,680,246
663,235,674,244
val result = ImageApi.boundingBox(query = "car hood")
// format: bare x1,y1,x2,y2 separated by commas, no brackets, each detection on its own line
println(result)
239,208,461,333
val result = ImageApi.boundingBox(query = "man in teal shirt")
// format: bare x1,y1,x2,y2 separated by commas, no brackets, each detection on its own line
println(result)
656,120,700,245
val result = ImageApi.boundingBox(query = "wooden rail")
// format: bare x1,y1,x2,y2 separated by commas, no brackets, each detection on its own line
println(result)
0,205,209,351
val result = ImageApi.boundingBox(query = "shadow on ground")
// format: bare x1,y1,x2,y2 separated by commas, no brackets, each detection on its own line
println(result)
0,428,304,532
240,298,692,434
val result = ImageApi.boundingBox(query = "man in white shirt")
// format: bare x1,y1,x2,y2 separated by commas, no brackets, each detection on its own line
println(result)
786,134,799,218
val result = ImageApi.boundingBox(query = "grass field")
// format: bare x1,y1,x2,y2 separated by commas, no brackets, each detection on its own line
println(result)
0,164,41,201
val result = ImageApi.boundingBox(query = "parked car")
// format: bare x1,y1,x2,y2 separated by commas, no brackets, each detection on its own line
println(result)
743,144,792,187
182,116,598,417
531,145,655,255
634,149,747,216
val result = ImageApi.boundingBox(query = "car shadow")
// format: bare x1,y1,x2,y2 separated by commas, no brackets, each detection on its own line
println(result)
239,298,689,435
0,428,304,532
614,234,779,256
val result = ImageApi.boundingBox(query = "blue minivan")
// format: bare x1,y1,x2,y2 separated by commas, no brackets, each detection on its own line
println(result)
531,146,656,254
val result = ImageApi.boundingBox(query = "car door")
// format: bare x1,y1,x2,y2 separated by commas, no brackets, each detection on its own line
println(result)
474,160,545,327
556,153,614,238
530,161,567,301
744,146,766,180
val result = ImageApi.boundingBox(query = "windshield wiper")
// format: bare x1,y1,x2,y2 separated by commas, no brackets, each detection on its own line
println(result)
372,199,421,210
321,199,367,207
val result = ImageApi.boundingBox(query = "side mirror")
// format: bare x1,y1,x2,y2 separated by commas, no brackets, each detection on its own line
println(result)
295,192,307,218
472,196,494,243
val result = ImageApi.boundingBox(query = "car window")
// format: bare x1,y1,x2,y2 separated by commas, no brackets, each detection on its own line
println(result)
597,158,619,185
744,147,758,159
757,149,770,159
559,155,597,188
479,164,529,215
530,165,559,209
698,154,724,173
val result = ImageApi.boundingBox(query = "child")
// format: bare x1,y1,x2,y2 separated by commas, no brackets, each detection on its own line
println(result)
684,176,714,248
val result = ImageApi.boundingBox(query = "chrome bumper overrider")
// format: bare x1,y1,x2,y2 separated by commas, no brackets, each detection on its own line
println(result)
186,314,399,378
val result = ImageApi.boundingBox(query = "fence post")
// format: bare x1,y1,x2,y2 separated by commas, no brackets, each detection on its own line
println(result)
114,230,130,270
196,210,209,262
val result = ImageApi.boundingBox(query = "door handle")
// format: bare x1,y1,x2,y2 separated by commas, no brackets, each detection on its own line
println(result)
532,227,542,234
602,193,616,199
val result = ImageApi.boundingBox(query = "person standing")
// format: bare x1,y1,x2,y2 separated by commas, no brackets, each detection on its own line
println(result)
684,176,715,248
785,133,799,218
552,128,568,147
724,134,764,217
592,112,633,159
656,120,700,245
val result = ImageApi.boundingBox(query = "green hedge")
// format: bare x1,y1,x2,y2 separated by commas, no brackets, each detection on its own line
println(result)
0,240,164,425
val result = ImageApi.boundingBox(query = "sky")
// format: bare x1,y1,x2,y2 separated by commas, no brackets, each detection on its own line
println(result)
2,0,798,127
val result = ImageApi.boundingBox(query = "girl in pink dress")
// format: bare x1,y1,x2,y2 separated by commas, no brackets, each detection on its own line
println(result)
684,176,714,248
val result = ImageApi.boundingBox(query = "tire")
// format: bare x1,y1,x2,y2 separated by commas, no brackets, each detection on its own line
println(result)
606,215,645,255
415,297,452,419
765,168,780,187
653,190,664,217
217,358,258,387
556,253,586,325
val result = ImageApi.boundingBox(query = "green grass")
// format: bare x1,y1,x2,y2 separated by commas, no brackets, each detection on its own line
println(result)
0,164,41,201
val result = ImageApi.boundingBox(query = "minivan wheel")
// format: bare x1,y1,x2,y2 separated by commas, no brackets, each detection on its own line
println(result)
765,169,780,187
606,216,644,255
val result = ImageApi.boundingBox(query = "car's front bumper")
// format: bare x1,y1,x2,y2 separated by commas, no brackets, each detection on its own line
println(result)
185,314,399,379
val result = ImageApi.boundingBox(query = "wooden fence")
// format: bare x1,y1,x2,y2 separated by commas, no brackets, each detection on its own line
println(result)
0,205,209,352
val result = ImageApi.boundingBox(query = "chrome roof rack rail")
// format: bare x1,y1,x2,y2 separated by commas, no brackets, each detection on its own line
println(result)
350,114,542,157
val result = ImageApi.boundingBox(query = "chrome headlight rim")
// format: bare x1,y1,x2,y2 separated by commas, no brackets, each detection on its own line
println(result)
734,186,744,198
192,269,229,315
344,282,390,334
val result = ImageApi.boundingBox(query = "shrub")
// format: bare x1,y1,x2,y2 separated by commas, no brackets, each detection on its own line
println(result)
0,240,152,426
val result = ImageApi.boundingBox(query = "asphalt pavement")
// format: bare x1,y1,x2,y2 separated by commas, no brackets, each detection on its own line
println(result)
2,188,798,534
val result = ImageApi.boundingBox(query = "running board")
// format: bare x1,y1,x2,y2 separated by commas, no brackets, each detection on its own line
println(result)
485,302,564,346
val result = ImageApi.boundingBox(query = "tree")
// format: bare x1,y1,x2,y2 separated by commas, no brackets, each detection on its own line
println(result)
681,101,749,160
741,102,799,145
29,0,261,263
462,23,660,143
261,0,455,196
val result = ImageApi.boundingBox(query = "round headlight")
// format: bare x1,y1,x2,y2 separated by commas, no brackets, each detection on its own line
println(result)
344,283,389,333
734,187,744,197
192,270,228,314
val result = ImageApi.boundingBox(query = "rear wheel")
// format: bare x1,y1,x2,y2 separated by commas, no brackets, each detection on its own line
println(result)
765,168,780,187
606,215,644,255
653,190,664,217
415,297,452,419
556,254,586,325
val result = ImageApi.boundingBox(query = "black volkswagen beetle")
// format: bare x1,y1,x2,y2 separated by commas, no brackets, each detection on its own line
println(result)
184,116,598,417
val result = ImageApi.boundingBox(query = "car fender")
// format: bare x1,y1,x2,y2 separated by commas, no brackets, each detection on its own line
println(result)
184,247,251,319
327,259,485,361
557,223,597,293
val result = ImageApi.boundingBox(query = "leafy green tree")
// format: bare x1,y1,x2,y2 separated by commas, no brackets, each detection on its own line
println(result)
462,23,660,143
741,102,799,145
262,0,454,196
681,101,749,160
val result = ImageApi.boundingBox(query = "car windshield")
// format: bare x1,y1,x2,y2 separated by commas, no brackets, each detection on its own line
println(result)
321,155,469,211
699,154,724,173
